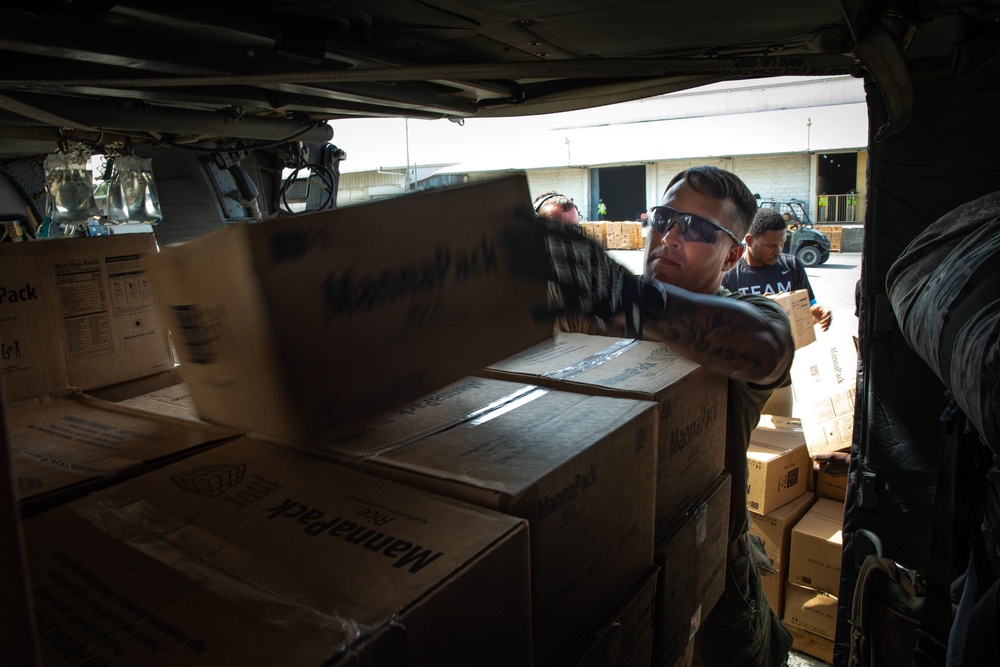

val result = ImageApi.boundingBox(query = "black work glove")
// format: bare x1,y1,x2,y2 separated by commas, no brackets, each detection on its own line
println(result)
502,215,671,337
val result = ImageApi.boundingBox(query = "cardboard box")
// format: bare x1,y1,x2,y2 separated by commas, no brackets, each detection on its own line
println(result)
23,436,533,666
788,623,834,665
146,175,550,443
784,583,838,642
581,222,608,247
787,498,844,596
117,381,200,422
7,392,239,514
0,234,174,403
746,415,810,515
791,336,858,457
307,376,657,667
749,491,815,572
815,225,843,253
571,567,657,667
481,332,727,538
766,289,816,349
652,473,730,667
85,366,184,403
816,469,848,503
752,489,813,618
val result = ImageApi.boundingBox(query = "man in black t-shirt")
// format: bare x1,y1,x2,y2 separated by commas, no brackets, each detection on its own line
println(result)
722,207,832,330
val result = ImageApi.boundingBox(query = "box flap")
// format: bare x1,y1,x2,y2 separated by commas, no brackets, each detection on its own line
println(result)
7,392,240,512
484,333,704,400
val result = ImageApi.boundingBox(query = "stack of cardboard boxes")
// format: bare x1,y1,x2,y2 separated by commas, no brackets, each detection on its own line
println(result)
2,176,734,666
744,303,856,665
784,497,846,662
480,332,730,666
580,221,644,249
745,415,848,665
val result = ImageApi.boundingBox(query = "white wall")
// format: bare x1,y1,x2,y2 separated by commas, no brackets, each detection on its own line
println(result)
733,155,812,202
459,153,820,220
525,168,590,218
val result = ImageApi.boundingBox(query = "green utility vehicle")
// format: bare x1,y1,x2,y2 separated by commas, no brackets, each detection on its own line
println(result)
757,198,832,266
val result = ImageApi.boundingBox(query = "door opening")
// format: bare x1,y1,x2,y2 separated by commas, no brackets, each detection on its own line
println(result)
816,152,859,222
592,165,646,221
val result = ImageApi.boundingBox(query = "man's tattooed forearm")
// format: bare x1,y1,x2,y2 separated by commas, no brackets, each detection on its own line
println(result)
657,302,766,371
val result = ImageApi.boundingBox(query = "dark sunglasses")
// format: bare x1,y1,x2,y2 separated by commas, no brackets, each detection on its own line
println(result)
648,206,740,245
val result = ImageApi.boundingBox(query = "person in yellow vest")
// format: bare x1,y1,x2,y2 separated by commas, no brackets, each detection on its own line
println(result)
817,191,828,222
597,199,607,219
846,188,858,221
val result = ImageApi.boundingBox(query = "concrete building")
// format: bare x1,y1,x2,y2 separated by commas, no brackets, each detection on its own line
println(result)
334,76,868,249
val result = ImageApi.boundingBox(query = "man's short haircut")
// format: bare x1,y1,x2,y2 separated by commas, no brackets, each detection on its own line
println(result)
665,165,758,236
749,207,788,236
533,191,578,215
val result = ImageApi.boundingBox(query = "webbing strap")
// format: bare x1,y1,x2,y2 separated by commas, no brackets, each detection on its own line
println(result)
914,401,961,666
853,22,913,141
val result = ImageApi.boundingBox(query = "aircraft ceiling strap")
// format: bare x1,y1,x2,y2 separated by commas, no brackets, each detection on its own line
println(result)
853,22,913,141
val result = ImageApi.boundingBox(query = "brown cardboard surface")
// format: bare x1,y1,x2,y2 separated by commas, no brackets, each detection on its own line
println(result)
750,487,818,622
305,378,657,667
652,473,730,667
790,336,858,457
7,392,239,513
0,391,40,667
85,367,184,403
787,498,844,596
1,234,174,403
766,289,816,349
481,332,726,539
571,567,658,667
116,381,200,422
317,376,541,449
746,415,810,515
23,436,532,666
146,175,550,443
788,623,834,665
816,470,847,502
749,491,816,572
784,583,838,642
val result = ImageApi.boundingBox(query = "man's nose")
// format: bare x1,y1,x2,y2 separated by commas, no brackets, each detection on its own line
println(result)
659,224,683,245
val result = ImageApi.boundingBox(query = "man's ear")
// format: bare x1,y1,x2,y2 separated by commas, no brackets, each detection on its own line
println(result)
722,243,743,272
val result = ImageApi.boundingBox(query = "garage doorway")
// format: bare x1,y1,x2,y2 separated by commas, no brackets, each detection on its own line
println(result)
816,152,860,222
591,165,646,221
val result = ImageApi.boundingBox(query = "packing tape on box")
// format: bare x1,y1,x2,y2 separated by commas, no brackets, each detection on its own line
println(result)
468,387,549,426
540,338,640,380
345,384,549,461
69,492,404,645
